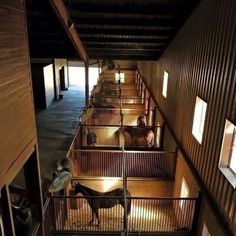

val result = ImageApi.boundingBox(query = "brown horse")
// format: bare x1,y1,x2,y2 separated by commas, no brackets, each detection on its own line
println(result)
73,182,131,226
123,126,154,147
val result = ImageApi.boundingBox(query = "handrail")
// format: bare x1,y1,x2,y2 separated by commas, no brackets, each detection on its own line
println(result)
80,124,161,128
51,195,198,201
51,194,198,233
70,149,174,154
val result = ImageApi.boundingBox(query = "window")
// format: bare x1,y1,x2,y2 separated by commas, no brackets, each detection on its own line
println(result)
162,71,168,98
179,177,189,209
115,73,125,83
219,120,236,188
202,223,211,236
192,97,207,144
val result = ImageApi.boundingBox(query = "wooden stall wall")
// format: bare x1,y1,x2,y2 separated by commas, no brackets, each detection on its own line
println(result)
0,0,37,186
115,60,137,70
137,0,236,234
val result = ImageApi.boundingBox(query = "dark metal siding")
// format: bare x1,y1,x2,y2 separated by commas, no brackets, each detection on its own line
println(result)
138,0,236,231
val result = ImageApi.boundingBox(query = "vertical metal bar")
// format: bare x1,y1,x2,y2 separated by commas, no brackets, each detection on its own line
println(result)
191,192,202,233
1,185,16,236
160,123,165,150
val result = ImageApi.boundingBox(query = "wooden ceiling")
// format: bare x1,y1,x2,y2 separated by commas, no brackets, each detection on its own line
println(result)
27,0,200,60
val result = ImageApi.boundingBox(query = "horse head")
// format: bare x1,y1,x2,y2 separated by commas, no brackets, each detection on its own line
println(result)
73,182,82,195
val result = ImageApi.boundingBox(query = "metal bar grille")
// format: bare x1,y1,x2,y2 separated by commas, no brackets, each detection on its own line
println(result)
52,195,197,233
72,150,175,178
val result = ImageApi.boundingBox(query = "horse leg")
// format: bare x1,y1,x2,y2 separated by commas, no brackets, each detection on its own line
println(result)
88,212,94,225
95,210,100,227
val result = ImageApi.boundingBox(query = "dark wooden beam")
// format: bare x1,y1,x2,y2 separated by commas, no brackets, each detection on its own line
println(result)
64,0,199,16
87,48,164,52
71,11,183,20
49,0,89,64
85,42,166,47
88,54,161,61
78,29,171,38
72,17,182,28
80,36,169,44
87,49,161,55
75,27,175,37
87,51,161,58
76,24,174,31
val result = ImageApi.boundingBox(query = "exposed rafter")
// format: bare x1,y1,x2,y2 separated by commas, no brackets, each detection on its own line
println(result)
49,0,89,64
26,0,200,60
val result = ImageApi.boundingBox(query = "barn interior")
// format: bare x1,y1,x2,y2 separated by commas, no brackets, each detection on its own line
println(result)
0,0,236,236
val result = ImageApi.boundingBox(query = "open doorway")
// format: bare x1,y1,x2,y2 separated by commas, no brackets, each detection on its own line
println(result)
68,63,99,96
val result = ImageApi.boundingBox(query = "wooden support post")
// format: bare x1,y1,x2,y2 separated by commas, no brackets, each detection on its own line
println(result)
147,95,151,125
24,147,44,222
152,106,157,127
191,191,202,233
160,122,165,150
1,186,16,236
85,63,89,108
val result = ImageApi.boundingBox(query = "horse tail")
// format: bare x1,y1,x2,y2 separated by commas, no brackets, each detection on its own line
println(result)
127,200,131,215
126,191,131,215
127,198,131,215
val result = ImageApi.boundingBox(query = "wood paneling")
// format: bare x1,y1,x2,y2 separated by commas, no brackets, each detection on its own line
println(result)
0,0,37,187
137,0,236,234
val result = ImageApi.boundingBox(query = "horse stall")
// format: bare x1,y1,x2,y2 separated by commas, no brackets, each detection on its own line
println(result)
85,107,155,127
48,148,200,234
75,124,164,150
70,150,176,179
51,177,198,234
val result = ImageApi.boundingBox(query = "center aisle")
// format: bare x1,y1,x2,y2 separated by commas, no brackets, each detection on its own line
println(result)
36,83,85,194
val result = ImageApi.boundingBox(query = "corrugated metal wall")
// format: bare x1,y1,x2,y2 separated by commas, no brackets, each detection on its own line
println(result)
137,0,236,233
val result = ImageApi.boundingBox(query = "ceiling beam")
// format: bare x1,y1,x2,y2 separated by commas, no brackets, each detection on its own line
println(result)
80,35,169,43
76,24,174,31
84,42,166,47
87,49,162,54
86,53,161,61
75,27,174,37
72,17,182,28
85,46,165,51
49,0,89,64
71,11,182,20
64,0,198,16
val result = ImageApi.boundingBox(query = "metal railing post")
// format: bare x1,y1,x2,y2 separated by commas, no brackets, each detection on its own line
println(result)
191,191,202,234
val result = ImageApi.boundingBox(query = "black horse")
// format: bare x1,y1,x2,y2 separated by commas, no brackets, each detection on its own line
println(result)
73,182,131,226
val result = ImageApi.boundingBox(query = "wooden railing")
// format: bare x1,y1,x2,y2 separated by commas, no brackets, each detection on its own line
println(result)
51,195,199,234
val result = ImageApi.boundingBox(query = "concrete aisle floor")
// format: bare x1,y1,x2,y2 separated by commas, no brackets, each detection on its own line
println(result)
36,84,85,193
